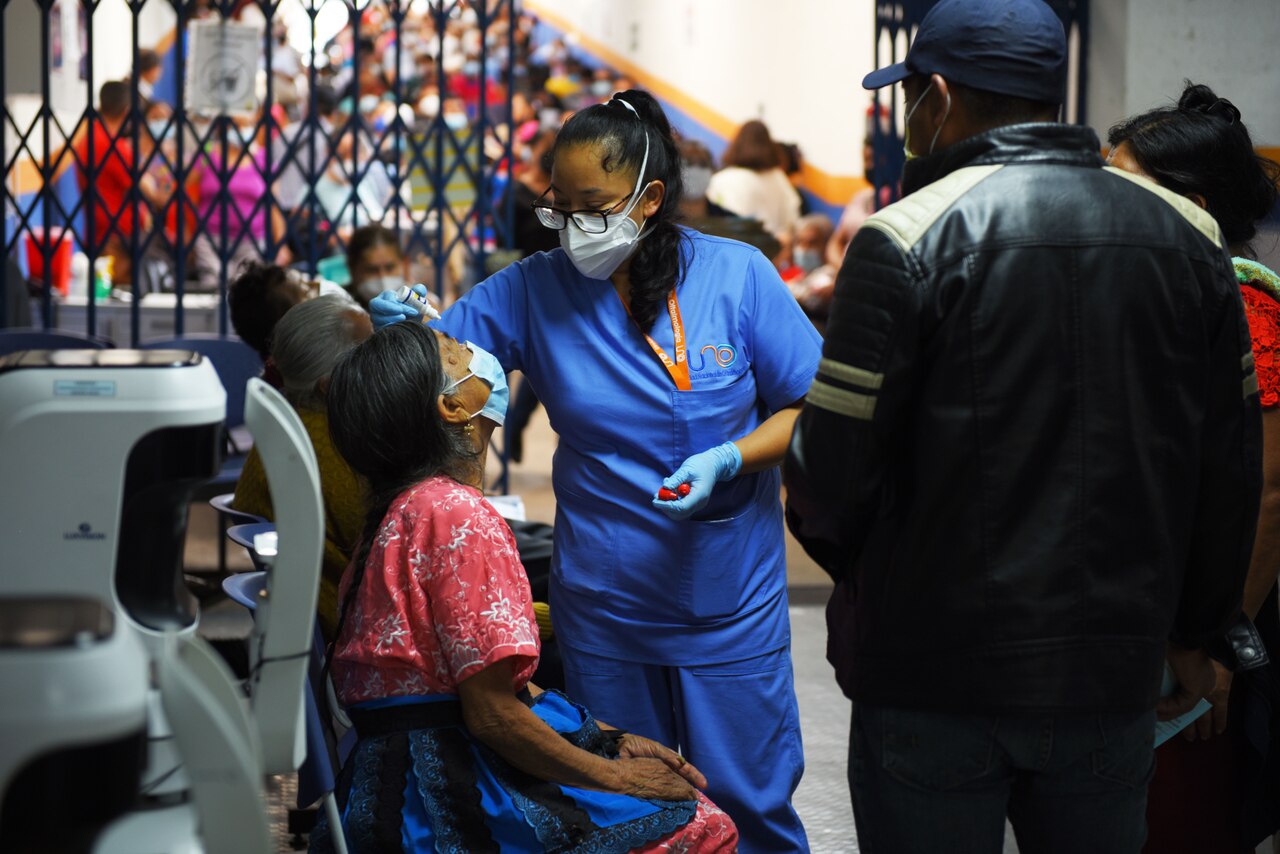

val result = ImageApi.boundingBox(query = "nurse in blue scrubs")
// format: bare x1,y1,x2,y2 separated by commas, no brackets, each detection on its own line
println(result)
373,90,820,853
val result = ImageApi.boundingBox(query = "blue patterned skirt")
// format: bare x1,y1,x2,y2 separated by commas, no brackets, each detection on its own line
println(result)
310,691,697,853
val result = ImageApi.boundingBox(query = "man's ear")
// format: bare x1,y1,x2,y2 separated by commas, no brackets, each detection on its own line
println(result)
930,73,952,125
438,391,470,426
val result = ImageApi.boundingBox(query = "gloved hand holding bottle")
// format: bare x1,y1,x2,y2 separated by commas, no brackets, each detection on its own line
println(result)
652,442,743,520
369,284,439,329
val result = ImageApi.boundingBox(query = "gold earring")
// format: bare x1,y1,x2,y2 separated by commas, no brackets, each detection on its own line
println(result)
463,422,475,435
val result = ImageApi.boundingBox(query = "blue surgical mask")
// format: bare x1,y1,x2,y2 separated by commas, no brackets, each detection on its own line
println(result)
441,341,508,426
443,113,468,131
148,120,171,143
794,247,823,274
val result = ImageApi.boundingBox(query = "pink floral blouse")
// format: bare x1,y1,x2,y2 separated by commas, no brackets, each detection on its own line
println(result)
331,476,541,705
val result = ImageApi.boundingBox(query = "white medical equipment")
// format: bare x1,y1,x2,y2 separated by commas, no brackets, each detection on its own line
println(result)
0,350,324,853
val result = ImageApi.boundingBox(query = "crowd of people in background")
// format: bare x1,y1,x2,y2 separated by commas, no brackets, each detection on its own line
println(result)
53,2,871,334
23,0,1280,851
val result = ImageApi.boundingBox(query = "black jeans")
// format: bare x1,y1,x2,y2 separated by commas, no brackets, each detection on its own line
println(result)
849,703,1155,854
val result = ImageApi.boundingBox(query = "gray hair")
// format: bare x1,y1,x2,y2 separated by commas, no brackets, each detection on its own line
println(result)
271,295,369,410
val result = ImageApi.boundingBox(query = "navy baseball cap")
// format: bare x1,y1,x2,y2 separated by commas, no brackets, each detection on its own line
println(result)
862,0,1067,104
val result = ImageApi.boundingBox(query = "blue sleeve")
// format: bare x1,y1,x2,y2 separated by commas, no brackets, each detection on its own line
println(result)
745,249,823,413
433,259,531,374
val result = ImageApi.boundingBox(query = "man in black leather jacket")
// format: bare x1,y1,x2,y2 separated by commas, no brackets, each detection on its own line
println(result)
784,1,1262,851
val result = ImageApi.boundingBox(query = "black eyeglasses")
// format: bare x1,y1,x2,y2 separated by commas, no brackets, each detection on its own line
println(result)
531,188,635,235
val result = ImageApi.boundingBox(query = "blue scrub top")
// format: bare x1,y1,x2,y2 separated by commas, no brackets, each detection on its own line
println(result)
435,228,822,665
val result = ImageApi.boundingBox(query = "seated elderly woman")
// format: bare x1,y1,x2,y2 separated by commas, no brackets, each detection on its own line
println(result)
233,294,372,640
310,321,737,852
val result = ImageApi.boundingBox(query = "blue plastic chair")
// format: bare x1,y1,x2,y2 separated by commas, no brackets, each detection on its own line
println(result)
221,571,350,850
140,335,262,441
209,494,268,575
222,569,267,610
226,523,276,573
0,327,113,355
209,494,266,526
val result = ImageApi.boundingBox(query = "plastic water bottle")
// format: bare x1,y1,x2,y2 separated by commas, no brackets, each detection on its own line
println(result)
69,252,89,298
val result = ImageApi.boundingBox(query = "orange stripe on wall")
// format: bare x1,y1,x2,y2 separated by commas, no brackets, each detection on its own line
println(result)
524,1,738,140
802,162,871,206
154,26,177,56
525,0,868,208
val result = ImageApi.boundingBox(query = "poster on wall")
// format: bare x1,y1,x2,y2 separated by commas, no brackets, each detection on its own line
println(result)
50,2,63,69
78,4,88,80
185,19,262,115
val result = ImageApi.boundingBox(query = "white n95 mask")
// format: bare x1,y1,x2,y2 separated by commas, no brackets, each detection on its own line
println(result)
559,186,651,280
560,99,653,281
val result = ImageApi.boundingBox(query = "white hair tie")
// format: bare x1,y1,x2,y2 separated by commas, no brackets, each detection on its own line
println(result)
610,96,640,119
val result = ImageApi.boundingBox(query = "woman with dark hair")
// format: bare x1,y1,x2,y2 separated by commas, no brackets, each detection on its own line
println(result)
1109,82,1280,854
346,224,405,307
706,119,802,238
370,90,819,851
312,321,736,852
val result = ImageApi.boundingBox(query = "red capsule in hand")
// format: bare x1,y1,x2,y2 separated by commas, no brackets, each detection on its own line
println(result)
677,483,691,497
657,487,679,501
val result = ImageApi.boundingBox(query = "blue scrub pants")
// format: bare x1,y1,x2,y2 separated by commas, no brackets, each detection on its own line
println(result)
560,644,810,854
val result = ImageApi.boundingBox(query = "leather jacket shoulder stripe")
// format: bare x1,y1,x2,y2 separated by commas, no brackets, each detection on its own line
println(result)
863,164,1004,253
818,357,884,390
1104,165,1225,247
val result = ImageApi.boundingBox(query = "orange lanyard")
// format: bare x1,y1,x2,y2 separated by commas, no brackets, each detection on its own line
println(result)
618,289,691,391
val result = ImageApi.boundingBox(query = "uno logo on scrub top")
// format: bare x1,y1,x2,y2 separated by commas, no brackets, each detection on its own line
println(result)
691,344,737,371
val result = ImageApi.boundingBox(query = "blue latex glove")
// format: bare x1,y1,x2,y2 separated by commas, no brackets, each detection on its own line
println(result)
652,442,743,520
368,284,431,330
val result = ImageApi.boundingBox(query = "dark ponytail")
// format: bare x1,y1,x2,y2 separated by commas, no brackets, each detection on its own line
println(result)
1108,82,1280,257
554,89,689,332
322,322,477,686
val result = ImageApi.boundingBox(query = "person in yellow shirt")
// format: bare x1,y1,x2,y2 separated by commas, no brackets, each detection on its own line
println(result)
233,293,372,640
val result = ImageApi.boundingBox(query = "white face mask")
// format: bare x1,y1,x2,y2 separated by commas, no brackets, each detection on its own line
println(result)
902,81,950,161
682,165,713,201
355,274,405,303
560,103,652,281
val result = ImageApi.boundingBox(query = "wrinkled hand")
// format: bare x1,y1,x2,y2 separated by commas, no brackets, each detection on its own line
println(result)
368,284,430,329
652,442,743,520
611,757,698,802
1185,659,1233,741
1158,645,1217,721
616,733,706,790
